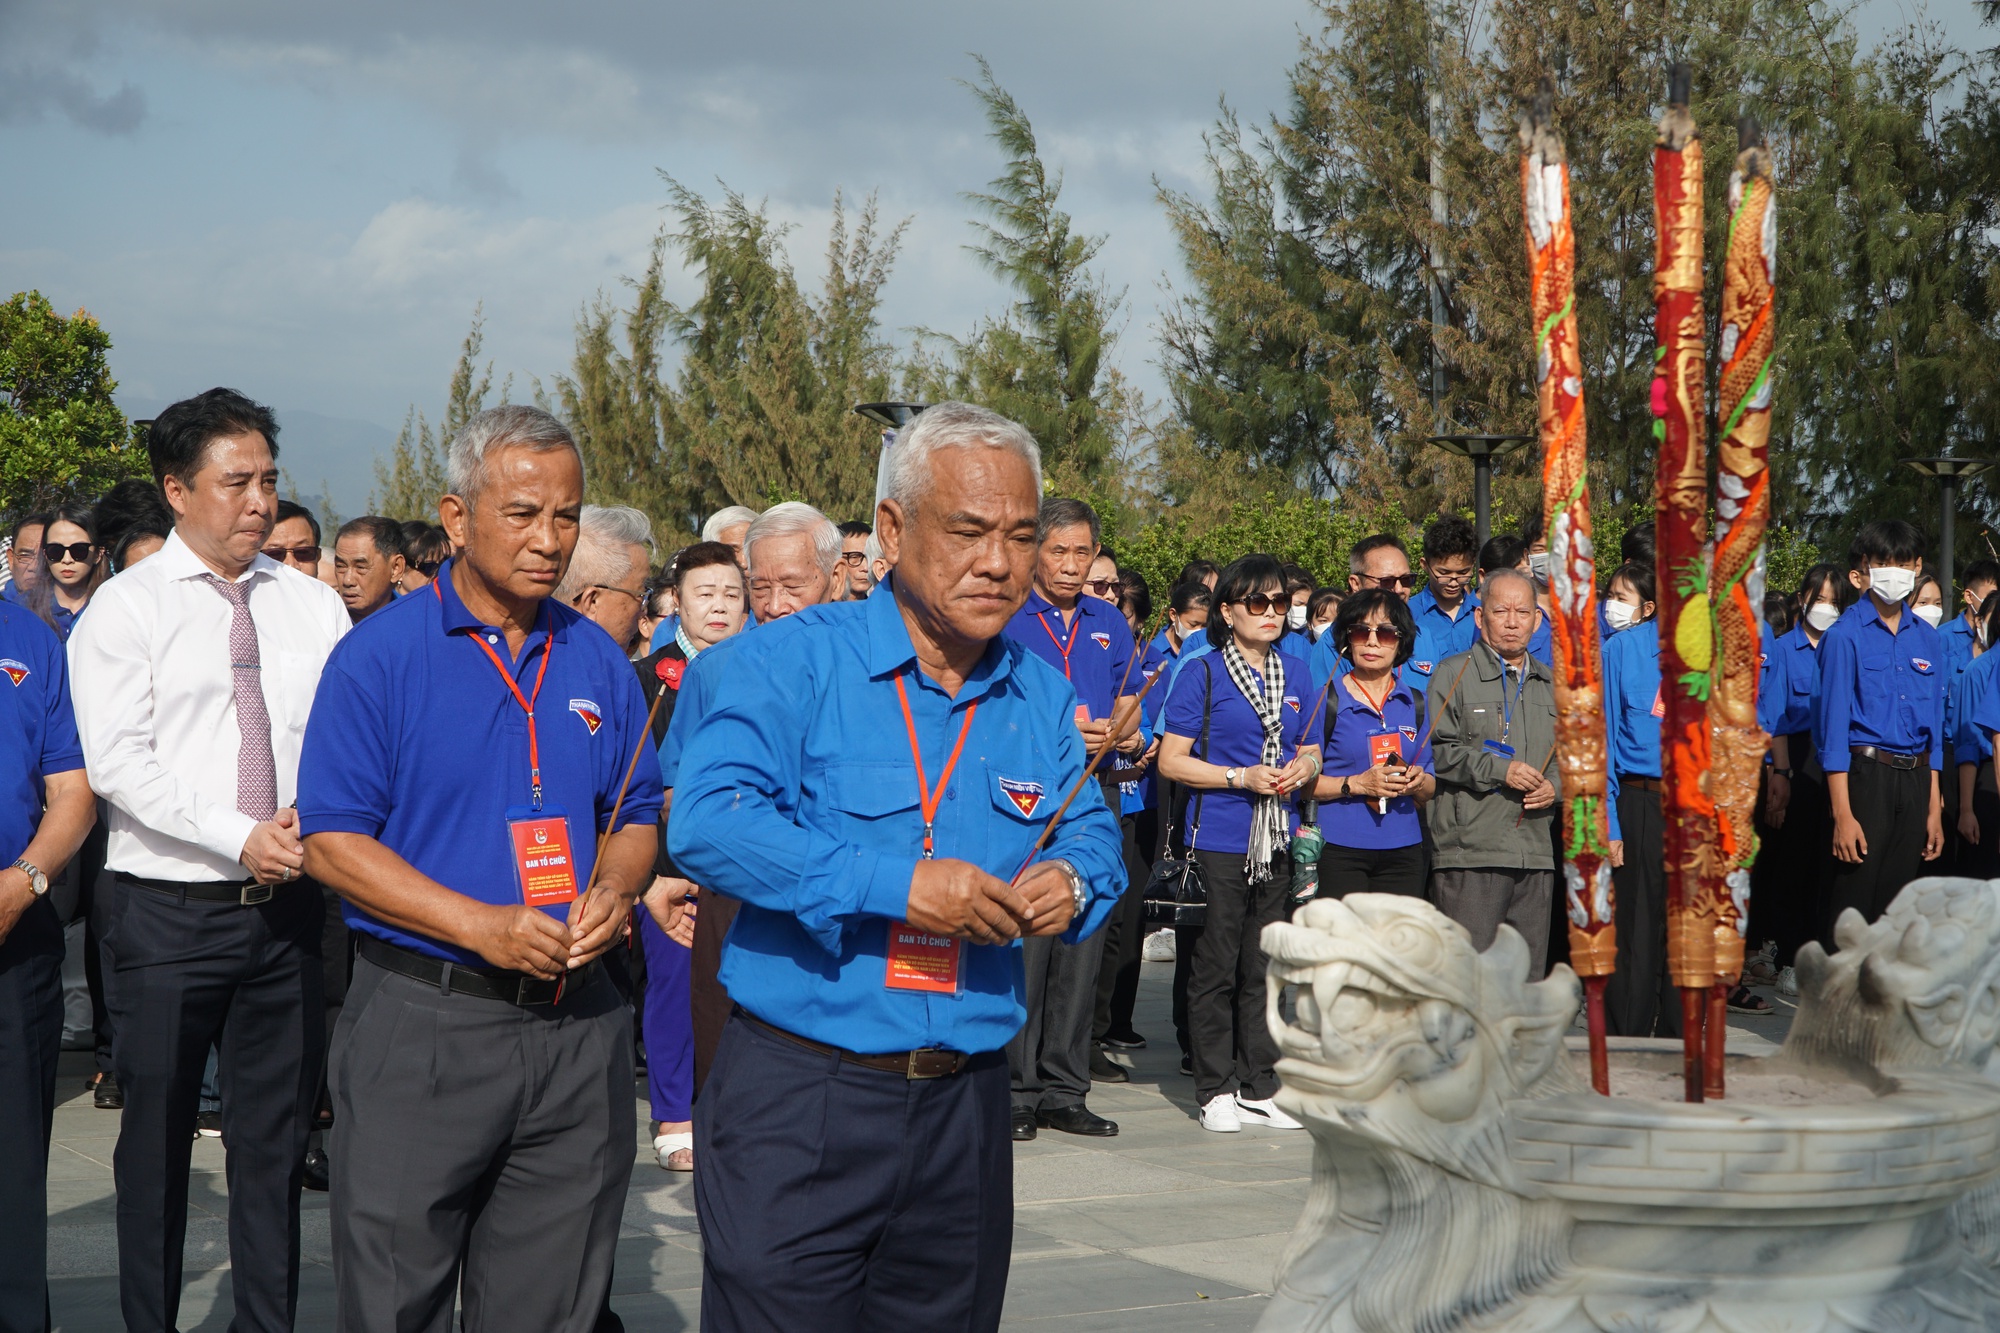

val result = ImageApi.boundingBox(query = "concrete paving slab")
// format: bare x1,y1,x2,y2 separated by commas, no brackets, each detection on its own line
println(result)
1125,1231,1296,1294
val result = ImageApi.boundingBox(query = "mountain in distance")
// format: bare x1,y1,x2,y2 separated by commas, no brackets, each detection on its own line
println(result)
118,399,393,521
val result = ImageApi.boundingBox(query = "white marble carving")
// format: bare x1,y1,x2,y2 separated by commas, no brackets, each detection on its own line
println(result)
1257,885,2000,1333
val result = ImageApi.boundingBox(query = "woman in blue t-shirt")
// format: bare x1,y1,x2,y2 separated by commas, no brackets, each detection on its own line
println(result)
1309,588,1433,897
1158,554,1321,1136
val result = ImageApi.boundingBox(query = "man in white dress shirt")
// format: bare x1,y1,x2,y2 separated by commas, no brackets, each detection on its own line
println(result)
68,388,349,1333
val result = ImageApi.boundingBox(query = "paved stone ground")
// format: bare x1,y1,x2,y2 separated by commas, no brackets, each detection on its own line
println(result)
45,954,1797,1331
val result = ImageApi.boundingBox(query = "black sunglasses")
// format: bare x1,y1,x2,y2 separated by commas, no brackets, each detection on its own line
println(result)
262,544,322,564
1085,578,1121,595
415,560,443,577
43,542,98,564
1362,573,1419,590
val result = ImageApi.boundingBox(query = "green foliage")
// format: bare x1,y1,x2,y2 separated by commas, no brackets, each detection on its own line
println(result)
371,308,504,521
1764,523,1822,603
0,291,143,515
1111,494,1423,606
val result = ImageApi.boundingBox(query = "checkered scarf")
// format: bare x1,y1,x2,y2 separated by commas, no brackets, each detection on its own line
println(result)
1221,639,1290,882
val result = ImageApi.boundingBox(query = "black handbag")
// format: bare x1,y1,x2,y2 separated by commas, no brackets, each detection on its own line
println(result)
1143,661,1211,927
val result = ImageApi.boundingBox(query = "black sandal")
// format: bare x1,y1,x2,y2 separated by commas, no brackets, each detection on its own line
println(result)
1726,986,1774,1015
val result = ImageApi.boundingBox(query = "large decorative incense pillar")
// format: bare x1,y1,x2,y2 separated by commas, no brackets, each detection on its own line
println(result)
1521,79,1615,1096
1702,117,1776,1098
1651,65,1718,1103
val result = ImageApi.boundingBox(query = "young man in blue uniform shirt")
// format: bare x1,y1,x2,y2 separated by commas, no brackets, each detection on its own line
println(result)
670,402,1123,1333
0,598,95,1333
998,497,1141,1140
1813,520,1946,940
299,406,661,1333
1404,515,1483,686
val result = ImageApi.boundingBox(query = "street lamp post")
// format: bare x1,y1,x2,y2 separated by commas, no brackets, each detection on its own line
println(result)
855,403,928,511
1426,433,1536,548
1900,456,1995,600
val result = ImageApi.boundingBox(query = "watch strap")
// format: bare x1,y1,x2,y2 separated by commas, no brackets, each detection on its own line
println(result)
11,858,46,896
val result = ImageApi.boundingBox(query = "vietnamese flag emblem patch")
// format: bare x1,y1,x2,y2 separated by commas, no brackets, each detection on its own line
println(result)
569,698,604,735
998,776,1045,818
0,659,27,686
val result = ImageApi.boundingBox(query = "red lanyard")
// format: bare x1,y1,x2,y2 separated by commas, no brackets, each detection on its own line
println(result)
1346,671,1394,722
1038,607,1082,680
893,674,979,859
438,578,554,810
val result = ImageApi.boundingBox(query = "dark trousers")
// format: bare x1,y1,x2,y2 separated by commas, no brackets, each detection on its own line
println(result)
1961,772,2000,879
1605,787,1681,1038
1433,868,1554,979
695,1014,1011,1333
690,891,740,1097
638,908,693,1123
330,956,633,1333
310,883,349,1154
102,876,324,1333
1187,851,1288,1105
1316,843,1426,899
1826,761,1933,945
1093,808,1156,1042
1007,925,1105,1114
0,896,63,1333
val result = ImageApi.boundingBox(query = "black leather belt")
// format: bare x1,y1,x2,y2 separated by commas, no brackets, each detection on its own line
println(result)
1620,775,1665,794
357,933,592,1007
1851,745,1924,771
120,872,290,906
737,1007,971,1079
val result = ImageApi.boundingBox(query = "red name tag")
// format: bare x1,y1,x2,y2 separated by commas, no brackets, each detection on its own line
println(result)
1369,731,1405,766
1075,704,1092,726
886,924,962,993
509,815,579,906
1651,685,1665,718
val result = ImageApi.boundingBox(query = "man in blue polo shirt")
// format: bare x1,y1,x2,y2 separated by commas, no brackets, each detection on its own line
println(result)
299,405,662,1333
1406,515,1482,685
1310,532,1417,693
0,597,95,1332
670,401,1123,1332
1001,496,1139,1140
1815,519,1945,942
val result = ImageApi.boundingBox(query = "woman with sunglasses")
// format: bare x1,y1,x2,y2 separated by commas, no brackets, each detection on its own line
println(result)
397,525,452,594
1158,554,1320,1134
1309,588,1432,897
27,504,108,641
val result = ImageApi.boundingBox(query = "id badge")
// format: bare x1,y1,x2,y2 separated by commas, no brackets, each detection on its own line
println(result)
885,924,962,994
506,803,579,907
1484,739,1516,759
1368,730,1406,767
1075,704,1093,727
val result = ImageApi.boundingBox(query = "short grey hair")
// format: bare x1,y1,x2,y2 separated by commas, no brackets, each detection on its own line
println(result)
1037,496,1100,548
702,505,761,543
881,400,1041,514
446,404,584,502
555,504,654,602
1479,566,1538,604
745,501,841,577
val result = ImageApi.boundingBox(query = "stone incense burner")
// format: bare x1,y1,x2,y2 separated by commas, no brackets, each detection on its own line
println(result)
1255,882,2000,1333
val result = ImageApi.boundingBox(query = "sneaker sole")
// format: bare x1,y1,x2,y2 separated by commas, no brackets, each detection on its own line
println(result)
1200,1118,1242,1133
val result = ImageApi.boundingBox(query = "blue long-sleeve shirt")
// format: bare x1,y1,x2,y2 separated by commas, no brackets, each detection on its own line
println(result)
1955,649,2000,761
1758,625,1823,739
668,582,1126,1056
1812,597,1947,773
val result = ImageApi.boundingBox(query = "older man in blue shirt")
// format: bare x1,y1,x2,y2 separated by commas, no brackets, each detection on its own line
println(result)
299,406,661,1333
671,401,1123,1333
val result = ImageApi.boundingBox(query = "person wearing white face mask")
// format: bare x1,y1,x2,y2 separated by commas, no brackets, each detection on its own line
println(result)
1952,590,2000,878
1759,564,1850,996
1813,521,1945,945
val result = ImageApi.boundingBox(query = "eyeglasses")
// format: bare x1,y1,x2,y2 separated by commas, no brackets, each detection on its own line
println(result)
42,543,99,564
1361,573,1419,590
1084,578,1121,595
1347,623,1404,644
837,551,867,566
262,544,321,564
591,584,644,604
1230,593,1284,615
1427,566,1475,584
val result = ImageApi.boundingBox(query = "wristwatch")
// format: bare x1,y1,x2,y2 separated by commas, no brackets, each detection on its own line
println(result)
1225,767,1242,789
1772,767,1794,779
1341,776,1352,799
1050,859,1086,920
10,858,46,897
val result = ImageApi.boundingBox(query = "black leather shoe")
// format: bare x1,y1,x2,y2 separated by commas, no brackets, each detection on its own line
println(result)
302,1148,330,1193
94,1075,124,1110
1037,1105,1119,1137
1089,1049,1129,1083
1010,1110,1038,1142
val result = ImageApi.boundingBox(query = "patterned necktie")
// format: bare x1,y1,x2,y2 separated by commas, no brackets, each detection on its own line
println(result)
204,575,278,822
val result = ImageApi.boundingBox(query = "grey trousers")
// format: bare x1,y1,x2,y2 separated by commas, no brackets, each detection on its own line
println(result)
1433,867,1555,980
1007,929,1106,1114
329,954,635,1333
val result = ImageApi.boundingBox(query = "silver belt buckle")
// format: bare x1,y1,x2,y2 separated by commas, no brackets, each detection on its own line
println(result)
240,882,273,906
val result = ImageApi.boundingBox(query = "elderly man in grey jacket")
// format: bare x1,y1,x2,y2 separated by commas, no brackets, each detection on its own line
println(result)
1424,567,1561,976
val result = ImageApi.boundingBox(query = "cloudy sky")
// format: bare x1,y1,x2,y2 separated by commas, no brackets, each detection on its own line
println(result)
1,0,1983,512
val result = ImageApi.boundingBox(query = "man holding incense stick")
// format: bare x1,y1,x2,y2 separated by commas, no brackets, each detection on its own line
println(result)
670,401,1123,1333
298,405,662,1333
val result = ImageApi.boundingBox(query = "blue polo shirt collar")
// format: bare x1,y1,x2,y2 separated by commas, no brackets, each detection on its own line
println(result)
432,558,567,659
1412,587,1477,620
864,574,1014,705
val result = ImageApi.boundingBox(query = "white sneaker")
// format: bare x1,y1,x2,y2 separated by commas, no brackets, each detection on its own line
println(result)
1199,1096,1242,1133
1234,1093,1303,1129
1777,965,1799,997
1142,929,1177,962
